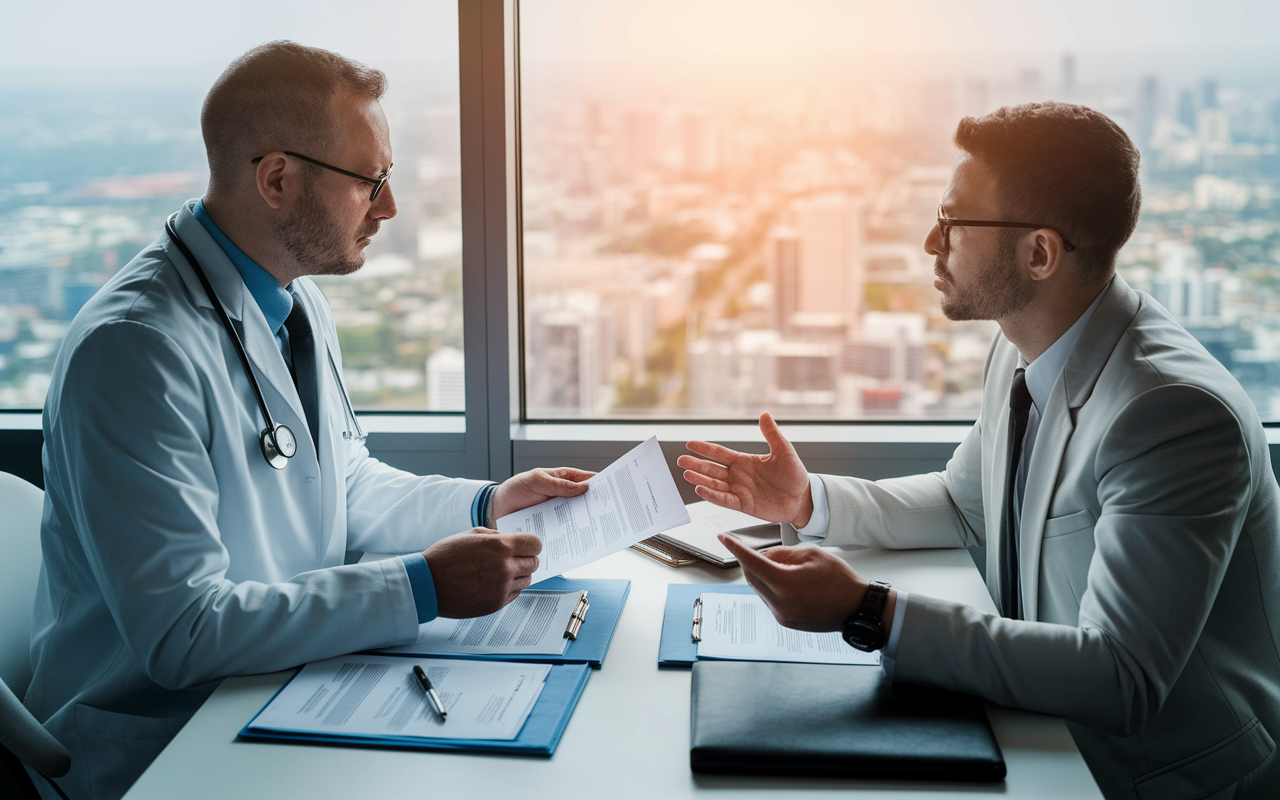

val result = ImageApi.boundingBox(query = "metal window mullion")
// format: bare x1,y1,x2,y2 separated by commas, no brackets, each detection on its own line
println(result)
459,0,518,483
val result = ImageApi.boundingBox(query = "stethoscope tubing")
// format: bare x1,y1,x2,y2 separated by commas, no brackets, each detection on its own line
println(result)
165,216,283,440
164,213,366,463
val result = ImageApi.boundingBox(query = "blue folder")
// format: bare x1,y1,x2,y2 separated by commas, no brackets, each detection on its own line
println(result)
238,661,591,757
367,578,629,669
658,583,757,669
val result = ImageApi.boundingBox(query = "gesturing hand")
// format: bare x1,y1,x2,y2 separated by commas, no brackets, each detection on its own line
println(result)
423,529,543,618
719,534,895,634
492,467,594,520
677,412,814,527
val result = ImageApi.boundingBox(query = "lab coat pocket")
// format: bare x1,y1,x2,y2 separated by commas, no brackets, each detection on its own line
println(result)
73,703,190,800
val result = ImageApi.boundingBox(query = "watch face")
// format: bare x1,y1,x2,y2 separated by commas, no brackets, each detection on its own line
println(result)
843,619,887,652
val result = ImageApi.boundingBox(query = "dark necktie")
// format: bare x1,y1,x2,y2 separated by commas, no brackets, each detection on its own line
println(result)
999,367,1033,620
283,292,321,453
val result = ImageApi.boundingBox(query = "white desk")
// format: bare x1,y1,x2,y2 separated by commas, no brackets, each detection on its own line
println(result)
124,546,1101,799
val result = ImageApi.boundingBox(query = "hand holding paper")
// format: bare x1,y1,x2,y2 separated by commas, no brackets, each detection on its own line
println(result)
498,437,690,585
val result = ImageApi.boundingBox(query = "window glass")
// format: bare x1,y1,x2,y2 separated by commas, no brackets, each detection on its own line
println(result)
519,0,1280,421
0,1,462,411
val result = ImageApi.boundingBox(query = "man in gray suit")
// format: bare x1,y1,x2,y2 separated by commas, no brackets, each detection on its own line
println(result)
679,102,1280,800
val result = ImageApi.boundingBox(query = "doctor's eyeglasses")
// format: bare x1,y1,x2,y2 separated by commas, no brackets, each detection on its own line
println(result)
252,151,393,202
936,206,1077,253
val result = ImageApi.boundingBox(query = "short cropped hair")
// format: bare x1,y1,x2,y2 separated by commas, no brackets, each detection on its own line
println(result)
201,41,387,193
953,102,1141,286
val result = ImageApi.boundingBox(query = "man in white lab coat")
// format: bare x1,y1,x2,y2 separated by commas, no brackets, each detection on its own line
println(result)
25,41,586,800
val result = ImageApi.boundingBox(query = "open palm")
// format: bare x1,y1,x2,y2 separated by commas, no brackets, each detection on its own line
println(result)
676,413,811,526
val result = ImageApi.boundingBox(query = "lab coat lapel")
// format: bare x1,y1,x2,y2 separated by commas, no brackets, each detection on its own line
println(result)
291,281,343,561
166,203,310,445
1015,276,1141,621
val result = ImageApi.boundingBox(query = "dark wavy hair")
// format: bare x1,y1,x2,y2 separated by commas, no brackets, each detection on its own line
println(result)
953,102,1141,286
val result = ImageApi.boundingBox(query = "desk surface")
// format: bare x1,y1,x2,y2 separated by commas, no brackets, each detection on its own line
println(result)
124,546,1101,799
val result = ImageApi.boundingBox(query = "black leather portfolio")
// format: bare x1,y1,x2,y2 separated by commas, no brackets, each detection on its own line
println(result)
690,660,1006,781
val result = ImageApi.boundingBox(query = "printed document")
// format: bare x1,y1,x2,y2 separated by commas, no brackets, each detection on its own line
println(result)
498,437,690,585
248,656,549,741
697,593,881,666
377,590,582,657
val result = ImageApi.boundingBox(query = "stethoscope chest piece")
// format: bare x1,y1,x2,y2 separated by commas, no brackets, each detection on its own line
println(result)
261,424,297,470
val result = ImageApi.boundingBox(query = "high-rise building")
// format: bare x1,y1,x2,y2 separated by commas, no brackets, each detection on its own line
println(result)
788,193,866,329
426,346,465,411
766,225,800,332
1179,89,1198,129
526,293,606,415
1151,241,1221,322
1060,54,1077,99
1137,76,1158,151
1202,78,1219,110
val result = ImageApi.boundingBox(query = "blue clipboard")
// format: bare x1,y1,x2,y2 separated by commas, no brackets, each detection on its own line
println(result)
367,578,629,669
238,661,591,757
658,583,757,669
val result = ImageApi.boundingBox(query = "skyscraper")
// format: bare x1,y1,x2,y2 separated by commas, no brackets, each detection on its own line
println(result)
1060,53,1077,99
1202,78,1219,110
789,193,866,329
1138,76,1158,151
1179,89,1198,129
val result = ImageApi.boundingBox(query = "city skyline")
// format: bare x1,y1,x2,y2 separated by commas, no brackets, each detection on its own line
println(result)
5,15,1280,418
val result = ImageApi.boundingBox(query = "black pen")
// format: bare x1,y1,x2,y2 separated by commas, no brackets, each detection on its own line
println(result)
413,664,448,721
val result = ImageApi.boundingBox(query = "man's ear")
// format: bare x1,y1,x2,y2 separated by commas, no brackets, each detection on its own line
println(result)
254,153,290,211
1026,229,1066,282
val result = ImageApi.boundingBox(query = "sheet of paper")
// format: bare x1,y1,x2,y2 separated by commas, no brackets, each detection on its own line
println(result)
498,436,690,585
377,590,581,656
696,593,881,666
248,656,549,741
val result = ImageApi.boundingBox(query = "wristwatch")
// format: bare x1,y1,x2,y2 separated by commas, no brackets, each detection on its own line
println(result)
842,580,892,652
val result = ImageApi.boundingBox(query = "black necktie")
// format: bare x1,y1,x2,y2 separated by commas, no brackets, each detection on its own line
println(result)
284,292,320,453
999,367,1033,620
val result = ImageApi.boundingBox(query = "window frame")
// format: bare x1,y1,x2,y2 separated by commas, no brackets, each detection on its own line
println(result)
3,0,1279,492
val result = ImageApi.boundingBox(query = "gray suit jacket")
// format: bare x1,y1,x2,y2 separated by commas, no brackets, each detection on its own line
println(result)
797,277,1280,800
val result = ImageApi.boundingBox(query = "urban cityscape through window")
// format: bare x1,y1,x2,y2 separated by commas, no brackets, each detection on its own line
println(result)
3,2,1280,423
520,0,1280,421
0,1,463,411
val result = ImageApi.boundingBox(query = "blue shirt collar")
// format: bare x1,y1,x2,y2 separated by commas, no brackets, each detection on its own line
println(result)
1020,282,1109,414
192,199,294,336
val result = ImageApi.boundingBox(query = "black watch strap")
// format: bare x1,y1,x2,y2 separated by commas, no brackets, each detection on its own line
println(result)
842,580,891,652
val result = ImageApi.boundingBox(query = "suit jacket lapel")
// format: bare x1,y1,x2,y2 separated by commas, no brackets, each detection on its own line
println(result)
1016,276,1142,620
982,338,1019,612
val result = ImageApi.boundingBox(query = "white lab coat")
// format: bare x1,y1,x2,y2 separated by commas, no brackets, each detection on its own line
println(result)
25,201,488,800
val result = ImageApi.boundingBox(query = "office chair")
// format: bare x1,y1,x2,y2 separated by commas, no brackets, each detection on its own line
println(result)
0,471,70,799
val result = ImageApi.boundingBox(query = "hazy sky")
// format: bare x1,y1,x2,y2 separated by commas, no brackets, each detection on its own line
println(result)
521,0,1280,88
0,0,457,88
3,0,1280,89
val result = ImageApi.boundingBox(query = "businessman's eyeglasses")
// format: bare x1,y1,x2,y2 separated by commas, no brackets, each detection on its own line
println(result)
937,206,1076,253
251,151,393,202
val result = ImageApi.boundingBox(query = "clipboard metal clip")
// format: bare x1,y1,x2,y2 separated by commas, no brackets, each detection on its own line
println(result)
564,591,590,640
692,597,703,643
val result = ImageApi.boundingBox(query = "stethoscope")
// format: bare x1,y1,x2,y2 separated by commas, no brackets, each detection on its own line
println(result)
165,215,366,470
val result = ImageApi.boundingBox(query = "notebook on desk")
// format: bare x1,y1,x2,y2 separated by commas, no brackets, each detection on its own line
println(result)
632,501,782,568
690,660,1006,781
